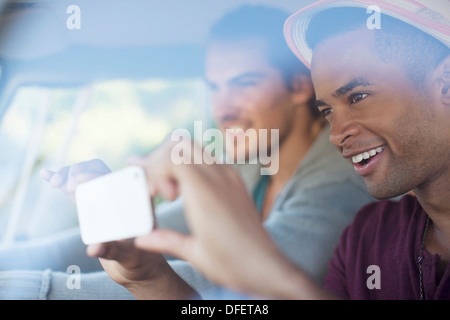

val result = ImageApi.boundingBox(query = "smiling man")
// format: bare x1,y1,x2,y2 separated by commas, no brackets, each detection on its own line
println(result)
113,0,450,300
295,3,450,298
306,10,450,201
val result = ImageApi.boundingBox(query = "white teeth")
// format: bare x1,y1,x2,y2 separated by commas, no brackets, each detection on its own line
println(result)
352,146,385,164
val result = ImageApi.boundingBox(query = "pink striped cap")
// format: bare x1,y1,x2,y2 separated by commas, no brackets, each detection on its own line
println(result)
284,0,450,68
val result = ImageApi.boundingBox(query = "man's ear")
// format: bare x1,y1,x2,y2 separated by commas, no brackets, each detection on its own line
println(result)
290,73,314,105
433,54,450,105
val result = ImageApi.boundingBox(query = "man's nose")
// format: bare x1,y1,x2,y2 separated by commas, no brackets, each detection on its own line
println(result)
329,109,360,149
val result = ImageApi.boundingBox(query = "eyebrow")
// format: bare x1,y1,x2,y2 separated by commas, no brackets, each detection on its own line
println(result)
315,78,372,109
229,72,266,84
333,78,371,97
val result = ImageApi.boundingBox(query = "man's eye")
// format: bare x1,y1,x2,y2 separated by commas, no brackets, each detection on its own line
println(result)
320,108,333,118
349,93,368,104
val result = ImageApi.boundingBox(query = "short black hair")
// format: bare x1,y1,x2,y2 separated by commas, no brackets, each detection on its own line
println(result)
208,5,320,118
305,7,450,88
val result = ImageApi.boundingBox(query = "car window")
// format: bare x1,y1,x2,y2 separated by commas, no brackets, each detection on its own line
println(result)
0,78,208,244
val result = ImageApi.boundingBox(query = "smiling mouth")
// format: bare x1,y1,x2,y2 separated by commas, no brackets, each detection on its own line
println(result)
352,146,385,166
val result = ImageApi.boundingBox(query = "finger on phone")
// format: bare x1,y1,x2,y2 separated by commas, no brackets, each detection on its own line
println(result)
86,243,106,258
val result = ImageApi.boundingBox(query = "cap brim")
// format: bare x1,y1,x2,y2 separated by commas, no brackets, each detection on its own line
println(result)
284,0,450,68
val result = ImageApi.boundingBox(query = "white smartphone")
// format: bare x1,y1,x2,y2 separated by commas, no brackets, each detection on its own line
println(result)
75,166,154,245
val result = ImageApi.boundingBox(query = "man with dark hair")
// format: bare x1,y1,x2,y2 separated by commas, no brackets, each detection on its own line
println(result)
91,0,449,300
208,5,320,119
298,3,450,299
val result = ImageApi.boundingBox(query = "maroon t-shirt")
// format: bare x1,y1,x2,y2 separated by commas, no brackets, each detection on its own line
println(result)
324,195,450,300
